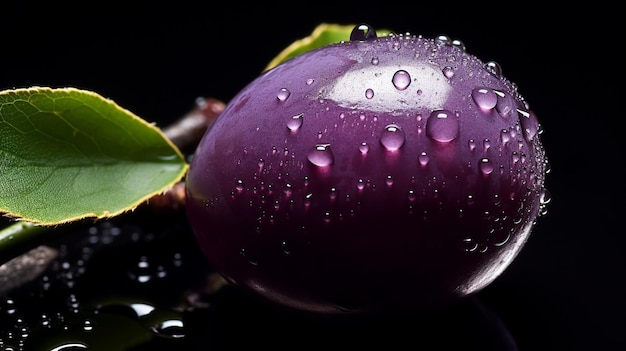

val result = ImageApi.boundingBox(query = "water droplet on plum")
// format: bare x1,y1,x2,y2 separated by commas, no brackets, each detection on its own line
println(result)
350,23,377,41
426,110,459,143
407,190,416,202
392,70,411,90
307,144,334,167
493,90,514,116
356,179,365,191
380,124,405,151
518,108,539,141
277,88,290,101
462,237,479,252
418,151,429,166
359,142,369,154
451,39,466,51
483,138,491,152
539,188,551,216
329,187,338,202
436,35,451,46
468,139,477,151
471,87,498,110
479,158,494,175
500,129,510,144
287,113,304,131
485,61,502,78
257,159,265,172
385,175,394,187
442,66,454,79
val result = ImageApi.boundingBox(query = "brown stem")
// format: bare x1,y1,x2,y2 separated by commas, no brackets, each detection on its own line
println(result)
145,97,226,213
162,97,225,155
144,181,188,213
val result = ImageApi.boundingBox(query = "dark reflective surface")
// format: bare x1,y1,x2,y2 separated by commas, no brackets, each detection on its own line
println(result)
0,211,519,350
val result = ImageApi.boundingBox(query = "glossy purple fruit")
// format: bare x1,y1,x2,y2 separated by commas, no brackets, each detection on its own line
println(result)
185,25,550,314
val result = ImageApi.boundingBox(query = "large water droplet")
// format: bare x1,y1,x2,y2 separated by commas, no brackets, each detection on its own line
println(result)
494,90,514,116
479,158,494,175
277,88,290,101
380,124,405,151
436,35,451,46
518,108,539,141
287,113,304,131
471,87,498,110
485,61,502,78
392,70,411,90
365,88,374,99
307,144,334,167
359,142,370,154
442,66,454,79
452,39,466,51
418,151,429,166
350,23,377,41
426,110,459,143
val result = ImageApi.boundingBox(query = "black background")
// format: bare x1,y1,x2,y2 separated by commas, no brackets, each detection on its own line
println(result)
2,3,622,350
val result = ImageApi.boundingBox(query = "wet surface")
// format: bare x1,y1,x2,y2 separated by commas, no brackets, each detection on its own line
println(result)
0,210,518,350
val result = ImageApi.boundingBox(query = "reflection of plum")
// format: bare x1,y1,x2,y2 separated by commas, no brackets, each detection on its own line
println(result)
0,213,519,350
199,285,519,350
185,24,550,314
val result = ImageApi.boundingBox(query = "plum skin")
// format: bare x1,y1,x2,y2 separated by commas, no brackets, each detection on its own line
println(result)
185,32,549,314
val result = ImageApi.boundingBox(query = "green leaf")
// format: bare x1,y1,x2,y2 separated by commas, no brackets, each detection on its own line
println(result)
263,23,392,72
0,87,188,225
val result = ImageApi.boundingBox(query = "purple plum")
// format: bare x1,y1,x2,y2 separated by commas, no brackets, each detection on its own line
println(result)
185,25,550,314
